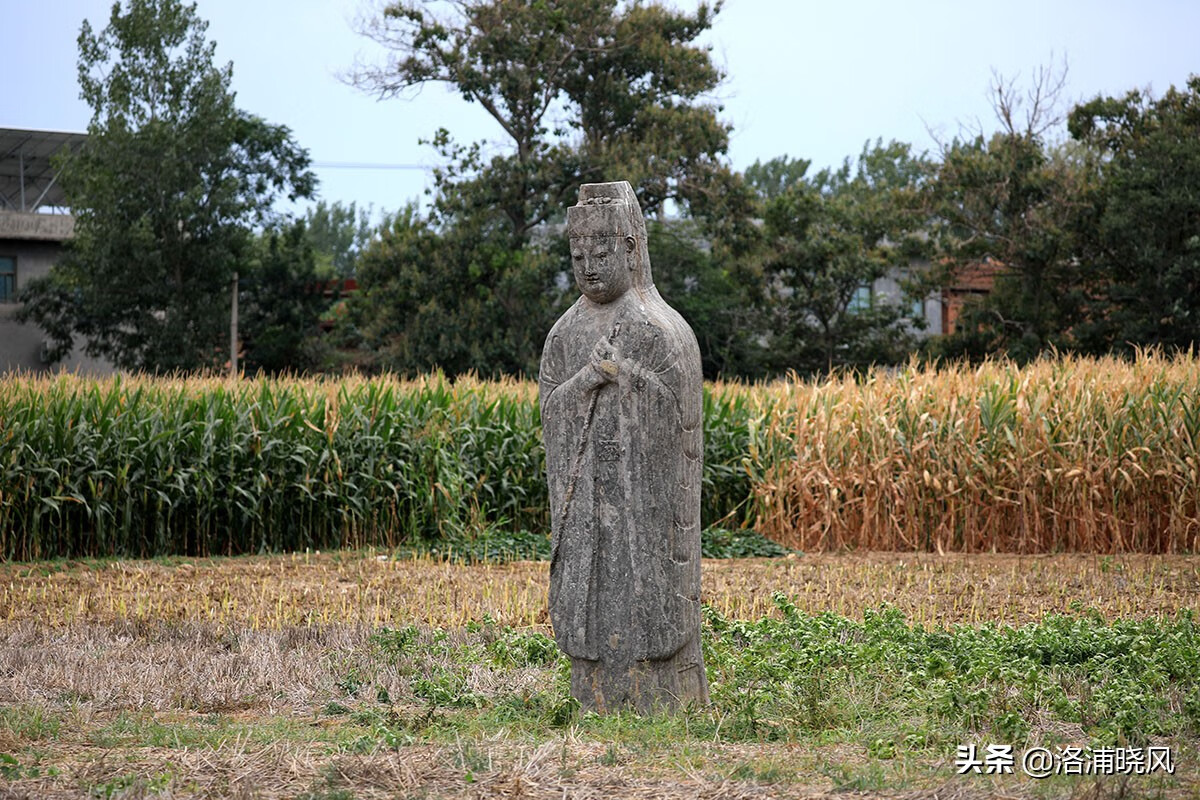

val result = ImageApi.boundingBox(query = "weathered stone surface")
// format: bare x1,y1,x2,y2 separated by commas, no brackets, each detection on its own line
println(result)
539,181,708,714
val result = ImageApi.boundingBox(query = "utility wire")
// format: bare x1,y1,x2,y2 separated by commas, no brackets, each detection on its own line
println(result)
311,161,432,171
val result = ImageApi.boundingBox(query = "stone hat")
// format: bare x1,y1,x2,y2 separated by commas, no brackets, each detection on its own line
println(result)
567,181,646,239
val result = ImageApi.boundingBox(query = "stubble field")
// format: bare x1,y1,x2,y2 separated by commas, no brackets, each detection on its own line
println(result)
1,550,1197,799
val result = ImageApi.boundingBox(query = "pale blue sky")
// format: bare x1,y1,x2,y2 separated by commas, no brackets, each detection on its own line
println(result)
4,1,1198,219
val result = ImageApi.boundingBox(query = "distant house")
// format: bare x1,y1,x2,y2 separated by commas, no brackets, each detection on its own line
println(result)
0,127,114,374
858,258,1005,340
854,264,945,337
938,257,1005,336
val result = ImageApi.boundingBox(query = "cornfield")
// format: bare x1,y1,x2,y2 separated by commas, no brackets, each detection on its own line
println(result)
2,350,1199,559
0,373,544,559
751,352,1200,553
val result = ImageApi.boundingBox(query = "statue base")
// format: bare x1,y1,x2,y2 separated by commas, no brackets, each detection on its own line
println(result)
569,636,709,714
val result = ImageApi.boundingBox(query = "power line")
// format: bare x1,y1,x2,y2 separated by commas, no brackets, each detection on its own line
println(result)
311,161,432,171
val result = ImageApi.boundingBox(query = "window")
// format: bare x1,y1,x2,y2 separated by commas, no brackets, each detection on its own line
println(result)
848,284,872,313
911,296,925,319
0,257,14,303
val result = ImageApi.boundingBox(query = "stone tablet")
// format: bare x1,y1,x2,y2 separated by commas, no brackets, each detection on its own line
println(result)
539,180,708,713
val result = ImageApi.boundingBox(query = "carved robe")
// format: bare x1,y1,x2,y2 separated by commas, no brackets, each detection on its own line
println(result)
539,284,707,712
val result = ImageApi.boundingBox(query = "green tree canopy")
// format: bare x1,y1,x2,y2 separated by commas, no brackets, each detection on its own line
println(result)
20,0,314,372
757,141,931,374
922,65,1093,361
351,0,729,244
343,0,735,378
238,221,328,375
1068,75,1200,353
925,132,1093,361
345,206,563,377
645,219,764,378
303,200,374,278
744,155,811,201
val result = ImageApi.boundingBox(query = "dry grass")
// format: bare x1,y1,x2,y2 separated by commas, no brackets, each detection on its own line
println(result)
0,622,1167,800
0,741,1025,800
0,615,1191,800
0,617,867,799
1,553,1197,798
2,550,1197,631
0,734,957,800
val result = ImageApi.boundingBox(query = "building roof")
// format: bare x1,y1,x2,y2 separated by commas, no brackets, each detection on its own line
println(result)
0,127,87,212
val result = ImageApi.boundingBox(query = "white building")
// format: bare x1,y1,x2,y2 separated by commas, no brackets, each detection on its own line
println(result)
0,127,114,374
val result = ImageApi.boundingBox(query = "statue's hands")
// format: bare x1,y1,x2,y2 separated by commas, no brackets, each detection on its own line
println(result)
588,338,620,386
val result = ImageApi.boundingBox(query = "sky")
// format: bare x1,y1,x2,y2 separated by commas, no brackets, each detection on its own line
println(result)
4,0,1199,221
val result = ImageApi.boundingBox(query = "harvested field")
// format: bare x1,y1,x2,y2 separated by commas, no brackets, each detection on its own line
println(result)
0,552,1197,799
2,550,1197,629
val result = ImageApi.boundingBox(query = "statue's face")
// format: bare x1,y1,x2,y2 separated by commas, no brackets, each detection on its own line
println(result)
571,235,635,303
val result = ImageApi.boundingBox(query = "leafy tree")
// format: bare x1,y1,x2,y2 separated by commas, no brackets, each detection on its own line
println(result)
925,136,1092,361
345,0,734,378
344,205,563,377
1068,76,1200,353
646,219,764,379
744,155,811,200
238,222,327,374
304,200,374,278
351,0,729,241
19,0,314,372
757,141,931,374
924,65,1092,361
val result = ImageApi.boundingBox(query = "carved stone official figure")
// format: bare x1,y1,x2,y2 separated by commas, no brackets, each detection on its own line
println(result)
539,180,708,713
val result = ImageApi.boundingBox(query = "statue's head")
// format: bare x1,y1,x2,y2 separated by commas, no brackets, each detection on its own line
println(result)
567,181,651,304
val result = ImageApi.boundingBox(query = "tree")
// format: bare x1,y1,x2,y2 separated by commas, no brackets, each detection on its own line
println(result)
344,205,563,377
757,141,931,374
19,0,314,372
344,0,735,378
238,221,328,374
925,136,1092,361
924,63,1091,361
744,155,811,200
646,219,764,378
351,0,729,244
1068,75,1200,353
304,200,374,278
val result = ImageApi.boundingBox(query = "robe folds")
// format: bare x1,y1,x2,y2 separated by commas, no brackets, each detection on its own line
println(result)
539,287,703,667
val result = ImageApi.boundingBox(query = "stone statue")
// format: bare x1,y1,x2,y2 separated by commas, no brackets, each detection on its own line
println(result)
539,180,708,713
